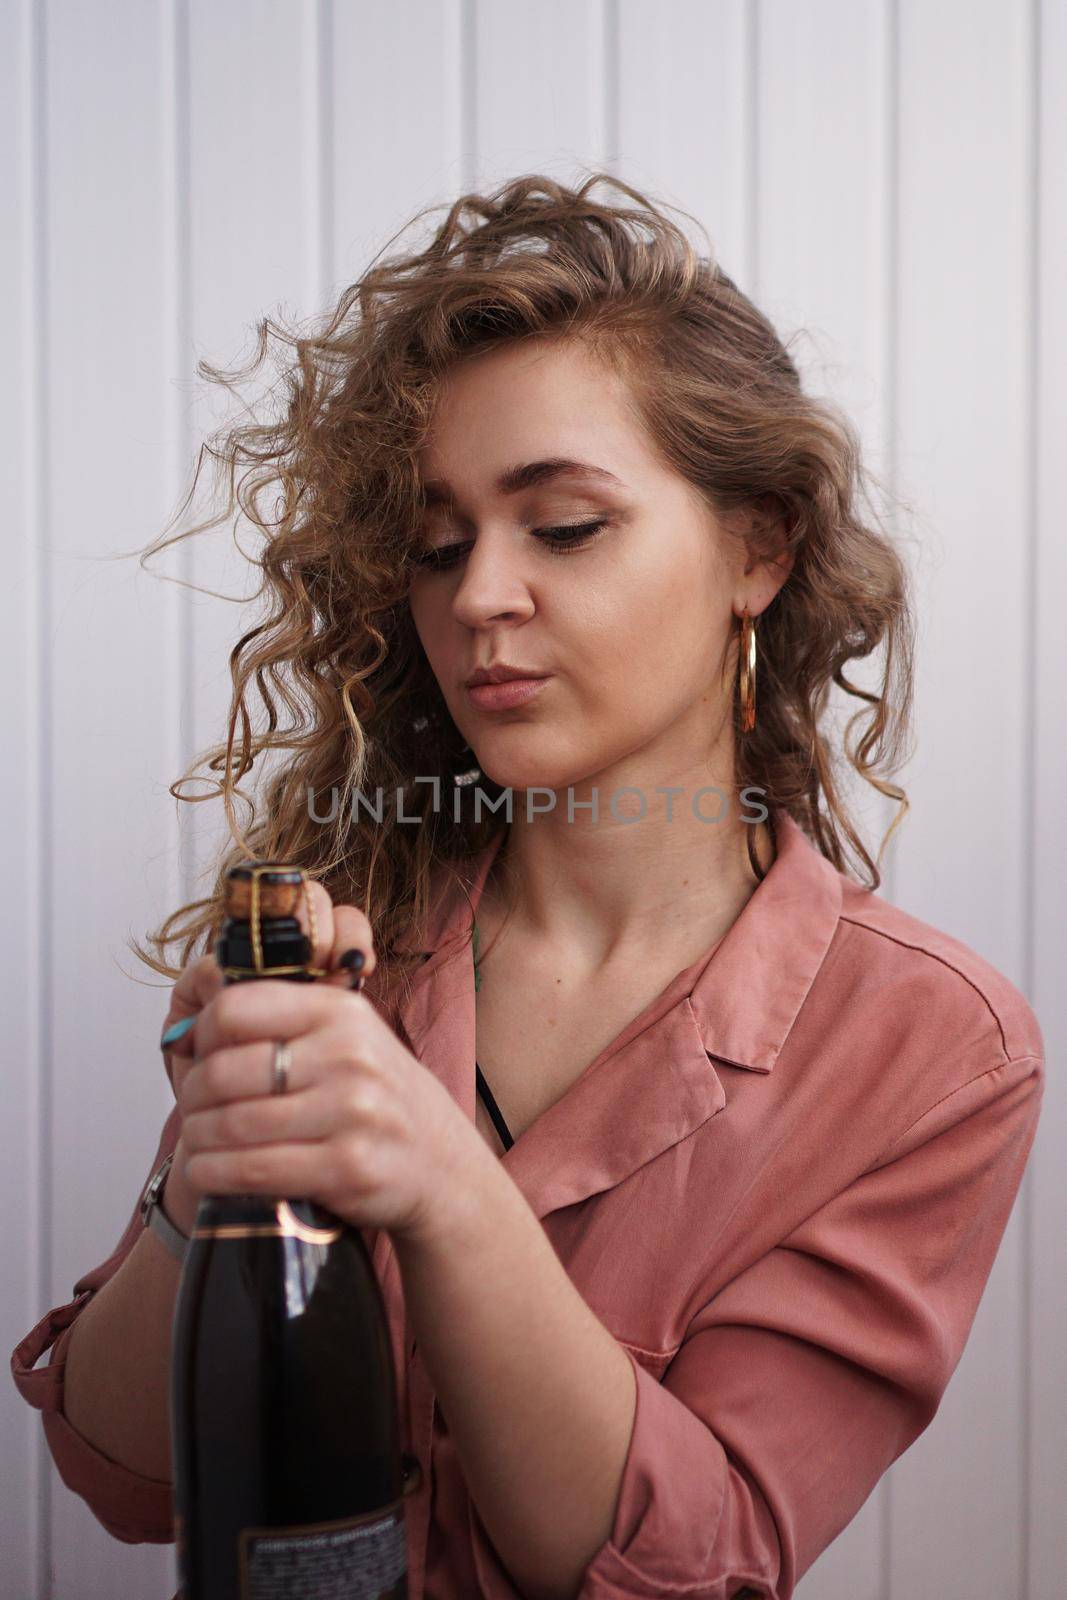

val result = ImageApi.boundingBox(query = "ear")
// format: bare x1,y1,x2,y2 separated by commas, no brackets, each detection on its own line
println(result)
739,504,795,613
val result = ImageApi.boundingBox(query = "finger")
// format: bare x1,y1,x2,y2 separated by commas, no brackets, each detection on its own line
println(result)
164,953,225,1029
285,875,337,975
182,1081,336,1152
160,953,227,1091
183,1139,336,1201
184,978,363,1064
180,1034,319,1114
322,904,378,991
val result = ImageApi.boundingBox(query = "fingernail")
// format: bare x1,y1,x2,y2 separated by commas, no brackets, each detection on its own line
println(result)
339,948,366,992
160,1015,196,1049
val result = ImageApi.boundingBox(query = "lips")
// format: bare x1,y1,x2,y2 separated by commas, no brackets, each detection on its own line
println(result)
466,675,552,711
465,666,549,688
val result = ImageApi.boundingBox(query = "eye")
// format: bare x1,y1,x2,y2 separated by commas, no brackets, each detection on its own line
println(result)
411,520,610,573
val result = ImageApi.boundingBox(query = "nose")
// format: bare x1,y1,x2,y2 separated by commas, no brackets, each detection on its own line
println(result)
448,531,536,630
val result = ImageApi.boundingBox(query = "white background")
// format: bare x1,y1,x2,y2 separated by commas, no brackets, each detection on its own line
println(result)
1,2,1064,1597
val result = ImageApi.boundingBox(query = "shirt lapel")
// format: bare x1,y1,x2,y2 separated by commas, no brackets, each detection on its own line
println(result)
386,806,844,1222
400,933,729,1221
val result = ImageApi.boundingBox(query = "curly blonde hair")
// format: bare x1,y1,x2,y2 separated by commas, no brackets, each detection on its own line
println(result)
130,168,915,1006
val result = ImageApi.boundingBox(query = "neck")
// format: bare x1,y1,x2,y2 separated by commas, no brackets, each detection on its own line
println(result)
476,778,774,979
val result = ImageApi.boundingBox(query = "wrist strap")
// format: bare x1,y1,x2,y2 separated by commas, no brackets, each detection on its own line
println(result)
141,1152,191,1264
151,1190,191,1263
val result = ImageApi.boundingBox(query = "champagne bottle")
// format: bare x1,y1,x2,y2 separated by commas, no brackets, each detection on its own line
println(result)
170,861,410,1599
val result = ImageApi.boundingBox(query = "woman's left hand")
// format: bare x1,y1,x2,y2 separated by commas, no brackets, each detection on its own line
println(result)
166,960,481,1250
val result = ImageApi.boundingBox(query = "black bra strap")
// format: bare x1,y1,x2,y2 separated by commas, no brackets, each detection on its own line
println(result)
475,1062,515,1151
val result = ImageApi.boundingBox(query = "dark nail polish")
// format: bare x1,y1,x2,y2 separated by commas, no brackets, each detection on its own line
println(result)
339,948,366,991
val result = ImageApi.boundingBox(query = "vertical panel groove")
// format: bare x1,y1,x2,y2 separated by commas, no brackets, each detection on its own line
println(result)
604,0,619,173
161,18,189,1590
316,0,335,308
883,1,900,1594
28,0,50,1588
1021,3,1041,1592
169,0,193,918
160,18,189,1587
461,0,477,189
746,0,760,292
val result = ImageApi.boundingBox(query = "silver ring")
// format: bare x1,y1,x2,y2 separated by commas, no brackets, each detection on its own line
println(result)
271,1039,292,1095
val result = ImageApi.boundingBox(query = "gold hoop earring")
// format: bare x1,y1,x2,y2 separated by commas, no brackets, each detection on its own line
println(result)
739,605,757,733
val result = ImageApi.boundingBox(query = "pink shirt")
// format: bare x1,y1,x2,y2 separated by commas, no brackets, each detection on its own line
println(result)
11,807,1045,1599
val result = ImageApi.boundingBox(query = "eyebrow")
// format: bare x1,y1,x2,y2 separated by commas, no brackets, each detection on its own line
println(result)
421,457,626,507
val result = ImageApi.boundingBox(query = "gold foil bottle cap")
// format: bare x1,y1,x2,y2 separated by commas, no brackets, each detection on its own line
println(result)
223,862,308,920
217,862,328,982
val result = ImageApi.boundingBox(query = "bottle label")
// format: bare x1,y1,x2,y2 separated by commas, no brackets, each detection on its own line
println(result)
238,1504,407,1599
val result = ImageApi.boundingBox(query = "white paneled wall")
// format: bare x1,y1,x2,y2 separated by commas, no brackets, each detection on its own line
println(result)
1,2,1061,1597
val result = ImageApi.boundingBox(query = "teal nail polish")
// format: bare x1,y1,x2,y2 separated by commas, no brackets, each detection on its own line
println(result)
160,1015,196,1048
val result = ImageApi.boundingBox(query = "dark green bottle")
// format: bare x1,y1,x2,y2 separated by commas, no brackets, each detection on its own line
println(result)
170,862,411,1598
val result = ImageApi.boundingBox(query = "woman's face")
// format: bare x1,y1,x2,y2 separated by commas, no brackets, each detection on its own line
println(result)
407,337,763,802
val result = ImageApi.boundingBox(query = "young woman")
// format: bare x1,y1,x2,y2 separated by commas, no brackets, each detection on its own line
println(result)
12,172,1044,1600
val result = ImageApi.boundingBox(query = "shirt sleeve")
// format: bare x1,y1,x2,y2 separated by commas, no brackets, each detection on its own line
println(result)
9,1100,184,1544
570,1051,1044,1600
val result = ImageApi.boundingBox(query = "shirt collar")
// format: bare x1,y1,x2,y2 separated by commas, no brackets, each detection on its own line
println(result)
687,806,844,1073
385,806,844,1220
